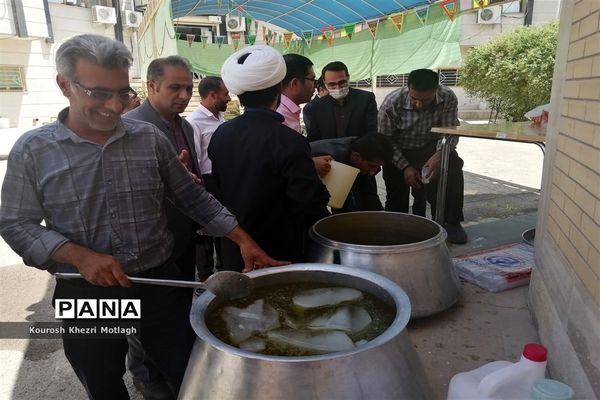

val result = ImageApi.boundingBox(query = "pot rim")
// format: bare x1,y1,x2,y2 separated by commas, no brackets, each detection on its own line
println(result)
309,211,447,254
190,263,411,362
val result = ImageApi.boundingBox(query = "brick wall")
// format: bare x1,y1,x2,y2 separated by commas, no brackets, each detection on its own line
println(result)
548,0,600,305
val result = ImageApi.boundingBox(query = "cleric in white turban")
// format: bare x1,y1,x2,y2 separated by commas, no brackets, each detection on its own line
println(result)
221,45,287,96
208,45,330,273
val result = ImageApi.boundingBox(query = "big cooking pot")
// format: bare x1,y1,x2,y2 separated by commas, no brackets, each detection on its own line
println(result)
179,264,433,400
307,211,461,318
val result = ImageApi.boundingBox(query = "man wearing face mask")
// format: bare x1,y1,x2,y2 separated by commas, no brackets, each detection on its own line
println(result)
305,61,378,142
378,69,467,244
310,134,393,213
305,61,380,210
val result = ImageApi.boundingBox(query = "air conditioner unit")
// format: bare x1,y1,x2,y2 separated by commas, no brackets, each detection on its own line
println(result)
477,6,502,24
123,10,143,29
92,5,117,25
208,16,222,23
225,16,245,32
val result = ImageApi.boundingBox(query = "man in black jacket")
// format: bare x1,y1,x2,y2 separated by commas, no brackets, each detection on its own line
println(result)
305,61,377,142
210,45,330,271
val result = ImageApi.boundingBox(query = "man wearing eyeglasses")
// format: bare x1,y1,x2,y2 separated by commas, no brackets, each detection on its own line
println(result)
305,61,378,142
305,61,381,210
0,34,285,399
276,54,332,178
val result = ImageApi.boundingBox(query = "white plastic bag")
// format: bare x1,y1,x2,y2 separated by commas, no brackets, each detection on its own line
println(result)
453,243,534,292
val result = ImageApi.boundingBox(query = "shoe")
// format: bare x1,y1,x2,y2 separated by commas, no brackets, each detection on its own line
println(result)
445,222,468,244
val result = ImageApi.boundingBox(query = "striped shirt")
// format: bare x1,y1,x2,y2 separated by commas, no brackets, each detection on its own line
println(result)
0,108,237,274
378,85,459,170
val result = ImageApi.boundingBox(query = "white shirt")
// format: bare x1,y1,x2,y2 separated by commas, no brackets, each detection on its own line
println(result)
186,104,225,175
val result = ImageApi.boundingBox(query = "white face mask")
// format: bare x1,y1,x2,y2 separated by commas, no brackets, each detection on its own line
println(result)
328,85,349,100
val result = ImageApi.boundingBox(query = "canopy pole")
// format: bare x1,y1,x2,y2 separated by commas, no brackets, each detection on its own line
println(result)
369,31,377,97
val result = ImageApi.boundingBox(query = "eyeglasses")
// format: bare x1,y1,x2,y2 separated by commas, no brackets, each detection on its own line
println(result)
303,76,317,82
325,80,348,89
72,81,138,102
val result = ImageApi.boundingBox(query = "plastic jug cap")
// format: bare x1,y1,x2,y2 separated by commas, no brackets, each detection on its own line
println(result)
530,379,575,400
523,343,547,362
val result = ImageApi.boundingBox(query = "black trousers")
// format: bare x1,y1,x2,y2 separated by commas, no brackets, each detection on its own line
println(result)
383,141,465,223
54,261,195,400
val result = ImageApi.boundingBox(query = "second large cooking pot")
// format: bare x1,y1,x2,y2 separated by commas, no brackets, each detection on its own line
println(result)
307,211,461,318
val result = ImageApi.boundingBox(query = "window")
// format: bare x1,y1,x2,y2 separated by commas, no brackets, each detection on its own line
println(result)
0,66,26,92
438,69,460,86
349,69,460,88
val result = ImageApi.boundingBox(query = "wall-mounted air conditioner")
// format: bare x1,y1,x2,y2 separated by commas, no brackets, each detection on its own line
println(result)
477,6,502,24
225,15,245,32
92,5,117,25
123,10,143,29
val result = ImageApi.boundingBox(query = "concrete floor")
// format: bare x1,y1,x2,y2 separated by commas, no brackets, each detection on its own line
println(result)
0,134,544,399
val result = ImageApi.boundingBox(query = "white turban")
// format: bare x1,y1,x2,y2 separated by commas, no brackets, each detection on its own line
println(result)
221,45,286,96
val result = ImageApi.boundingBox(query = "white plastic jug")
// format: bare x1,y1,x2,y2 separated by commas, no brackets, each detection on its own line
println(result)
321,160,360,209
447,343,548,400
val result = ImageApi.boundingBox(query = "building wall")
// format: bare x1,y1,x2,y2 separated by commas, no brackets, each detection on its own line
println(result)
0,3,140,128
136,0,178,81
530,0,600,397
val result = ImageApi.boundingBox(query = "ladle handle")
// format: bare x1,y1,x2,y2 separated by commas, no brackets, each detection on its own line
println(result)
54,272,207,289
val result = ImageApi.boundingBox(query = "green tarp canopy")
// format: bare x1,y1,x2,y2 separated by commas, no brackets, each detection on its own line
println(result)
176,6,461,80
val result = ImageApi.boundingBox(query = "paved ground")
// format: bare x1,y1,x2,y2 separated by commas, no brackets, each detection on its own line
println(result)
0,129,544,400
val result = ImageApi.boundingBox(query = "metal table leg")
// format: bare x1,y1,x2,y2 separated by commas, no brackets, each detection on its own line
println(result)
435,135,453,225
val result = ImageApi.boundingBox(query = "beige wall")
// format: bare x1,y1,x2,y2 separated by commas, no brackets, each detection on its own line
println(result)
531,0,599,397
0,3,141,128
550,0,600,305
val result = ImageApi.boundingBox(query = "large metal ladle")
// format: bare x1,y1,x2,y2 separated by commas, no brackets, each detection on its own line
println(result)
55,270,254,300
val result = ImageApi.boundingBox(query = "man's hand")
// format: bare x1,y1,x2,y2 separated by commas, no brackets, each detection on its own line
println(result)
422,151,441,181
53,242,131,287
226,226,290,273
313,155,334,178
178,149,201,184
403,166,422,188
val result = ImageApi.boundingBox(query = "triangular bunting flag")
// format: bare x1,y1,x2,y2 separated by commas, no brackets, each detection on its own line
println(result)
472,0,489,8
246,34,256,45
366,19,379,39
216,35,225,49
439,0,458,21
186,34,195,47
414,6,430,25
321,26,335,46
343,23,355,40
283,32,293,49
254,20,258,34
302,30,313,47
230,31,241,50
262,25,267,40
389,12,405,33
201,35,208,48
245,17,253,30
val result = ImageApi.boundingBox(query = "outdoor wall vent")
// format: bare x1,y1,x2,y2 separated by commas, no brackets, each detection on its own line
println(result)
91,5,117,25
477,6,502,24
